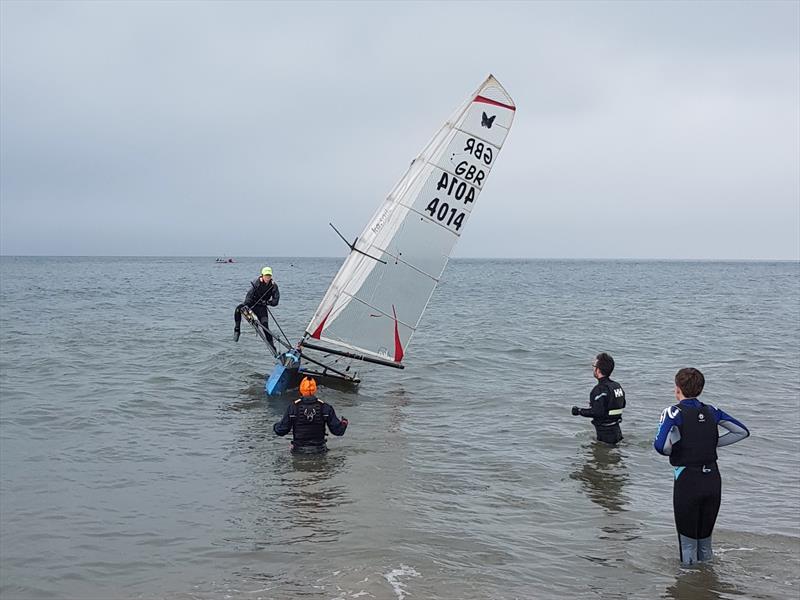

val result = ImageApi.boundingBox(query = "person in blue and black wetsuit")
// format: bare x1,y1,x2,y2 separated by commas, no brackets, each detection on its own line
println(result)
654,367,750,565
571,352,626,445
273,377,348,454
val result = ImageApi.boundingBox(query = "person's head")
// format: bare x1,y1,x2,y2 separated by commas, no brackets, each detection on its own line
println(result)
592,352,615,379
674,368,705,400
299,376,317,397
260,266,273,282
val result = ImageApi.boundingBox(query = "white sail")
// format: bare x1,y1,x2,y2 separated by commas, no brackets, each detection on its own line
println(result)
304,75,516,364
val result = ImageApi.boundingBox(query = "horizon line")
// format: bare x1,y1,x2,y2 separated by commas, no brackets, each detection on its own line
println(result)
1,254,798,263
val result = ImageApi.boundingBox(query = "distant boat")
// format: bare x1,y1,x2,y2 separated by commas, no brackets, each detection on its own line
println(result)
259,74,516,395
215,258,235,263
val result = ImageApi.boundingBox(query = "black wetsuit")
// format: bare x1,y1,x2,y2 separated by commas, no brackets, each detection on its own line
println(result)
234,278,279,346
245,278,279,325
577,376,626,444
273,395,348,454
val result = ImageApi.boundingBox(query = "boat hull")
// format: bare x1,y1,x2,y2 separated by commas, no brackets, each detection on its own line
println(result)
265,349,361,396
265,350,302,395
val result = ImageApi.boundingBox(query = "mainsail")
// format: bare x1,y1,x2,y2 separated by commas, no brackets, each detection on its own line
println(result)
303,75,516,365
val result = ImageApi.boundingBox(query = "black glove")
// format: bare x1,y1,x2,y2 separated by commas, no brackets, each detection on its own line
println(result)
571,406,580,416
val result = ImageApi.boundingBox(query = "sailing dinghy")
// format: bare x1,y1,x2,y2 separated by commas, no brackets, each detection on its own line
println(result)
265,75,516,394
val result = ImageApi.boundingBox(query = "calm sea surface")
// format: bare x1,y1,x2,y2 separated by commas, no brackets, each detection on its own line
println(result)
1,257,798,600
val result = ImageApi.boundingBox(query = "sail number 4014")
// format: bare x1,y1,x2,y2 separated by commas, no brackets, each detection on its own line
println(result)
437,172,476,205
424,197,465,232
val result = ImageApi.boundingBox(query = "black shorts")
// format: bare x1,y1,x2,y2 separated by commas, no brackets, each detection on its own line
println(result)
673,463,721,539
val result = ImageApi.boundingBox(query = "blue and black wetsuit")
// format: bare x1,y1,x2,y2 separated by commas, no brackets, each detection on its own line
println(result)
577,377,626,444
273,395,348,454
654,399,749,564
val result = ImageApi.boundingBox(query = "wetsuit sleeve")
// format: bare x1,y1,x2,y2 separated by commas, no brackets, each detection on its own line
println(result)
714,407,750,447
324,405,348,436
273,403,295,436
267,284,279,307
244,281,257,307
654,405,682,455
578,384,607,419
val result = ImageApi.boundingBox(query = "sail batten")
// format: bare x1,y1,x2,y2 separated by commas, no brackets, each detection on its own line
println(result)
336,291,418,331
305,75,516,364
401,204,464,237
365,246,442,283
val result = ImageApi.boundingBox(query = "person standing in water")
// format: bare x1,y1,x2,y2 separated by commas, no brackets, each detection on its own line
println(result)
654,367,750,565
571,352,626,444
273,377,348,454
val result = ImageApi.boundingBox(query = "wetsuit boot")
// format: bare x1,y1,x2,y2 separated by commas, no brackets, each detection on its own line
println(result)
697,536,713,562
679,534,699,565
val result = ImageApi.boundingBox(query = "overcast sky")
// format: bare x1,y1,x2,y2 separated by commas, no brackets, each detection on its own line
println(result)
1,0,798,259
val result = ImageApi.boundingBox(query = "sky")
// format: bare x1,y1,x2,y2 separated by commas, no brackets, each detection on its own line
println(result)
1,0,798,260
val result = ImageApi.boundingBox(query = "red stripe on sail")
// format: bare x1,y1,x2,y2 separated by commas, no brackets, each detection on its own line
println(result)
474,95,516,111
392,305,404,363
310,307,333,339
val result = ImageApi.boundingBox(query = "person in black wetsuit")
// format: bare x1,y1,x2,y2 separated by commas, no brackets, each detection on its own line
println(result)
654,367,750,565
233,266,280,347
571,352,626,445
273,377,348,454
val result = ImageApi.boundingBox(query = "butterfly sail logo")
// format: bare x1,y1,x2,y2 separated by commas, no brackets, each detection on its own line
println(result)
481,111,496,128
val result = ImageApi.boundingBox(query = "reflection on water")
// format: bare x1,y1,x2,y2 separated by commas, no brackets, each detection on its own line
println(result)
384,385,411,434
227,391,352,548
571,442,630,514
276,453,350,542
663,564,741,600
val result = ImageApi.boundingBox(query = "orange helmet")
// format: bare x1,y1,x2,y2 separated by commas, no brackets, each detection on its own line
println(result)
299,377,317,397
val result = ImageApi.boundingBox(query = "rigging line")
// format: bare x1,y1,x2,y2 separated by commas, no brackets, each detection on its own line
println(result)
246,315,278,358
329,223,387,264
258,320,293,353
293,348,354,380
266,306,292,349
249,281,277,311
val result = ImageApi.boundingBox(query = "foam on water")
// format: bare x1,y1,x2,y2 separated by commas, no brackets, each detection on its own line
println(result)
384,565,420,600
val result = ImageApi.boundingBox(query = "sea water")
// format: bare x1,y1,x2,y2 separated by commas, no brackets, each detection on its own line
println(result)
1,256,798,599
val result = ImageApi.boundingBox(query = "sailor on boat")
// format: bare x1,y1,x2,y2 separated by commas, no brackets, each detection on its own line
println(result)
571,352,626,445
273,377,348,454
233,266,280,347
